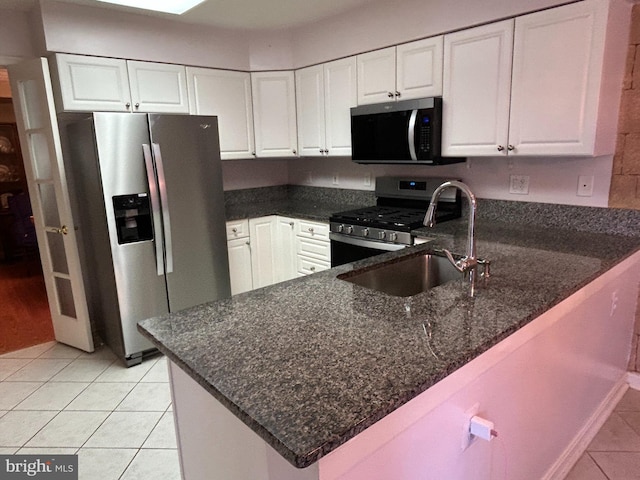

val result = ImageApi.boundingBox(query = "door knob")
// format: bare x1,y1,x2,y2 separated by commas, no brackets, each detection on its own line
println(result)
57,225,69,235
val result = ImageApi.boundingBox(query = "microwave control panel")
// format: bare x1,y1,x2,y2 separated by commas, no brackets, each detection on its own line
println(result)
417,115,432,157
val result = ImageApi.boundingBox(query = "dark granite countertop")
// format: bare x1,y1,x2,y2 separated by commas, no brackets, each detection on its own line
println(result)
139,212,640,469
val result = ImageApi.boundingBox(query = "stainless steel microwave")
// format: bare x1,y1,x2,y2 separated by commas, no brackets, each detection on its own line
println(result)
350,97,464,165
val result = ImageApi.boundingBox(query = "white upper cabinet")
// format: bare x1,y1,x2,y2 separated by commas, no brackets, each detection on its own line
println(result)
187,67,255,160
508,0,609,156
357,37,443,105
396,37,444,100
251,71,298,158
357,47,397,105
52,54,189,114
52,54,132,112
443,0,618,157
442,20,514,157
296,57,357,157
127,61,189,113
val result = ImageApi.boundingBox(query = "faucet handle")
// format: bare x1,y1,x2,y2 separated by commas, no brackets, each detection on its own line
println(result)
477,258,491,278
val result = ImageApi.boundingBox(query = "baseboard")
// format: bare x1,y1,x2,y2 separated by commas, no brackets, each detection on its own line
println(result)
628,371,640,391
541,375,629,480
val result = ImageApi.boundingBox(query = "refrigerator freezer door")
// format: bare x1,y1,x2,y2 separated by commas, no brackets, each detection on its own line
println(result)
93,113,171,358
149,114,231,311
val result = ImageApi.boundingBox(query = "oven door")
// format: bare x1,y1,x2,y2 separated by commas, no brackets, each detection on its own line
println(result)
330,233,407,267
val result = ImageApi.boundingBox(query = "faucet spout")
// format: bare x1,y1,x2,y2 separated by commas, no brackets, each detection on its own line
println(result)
424,180,479,295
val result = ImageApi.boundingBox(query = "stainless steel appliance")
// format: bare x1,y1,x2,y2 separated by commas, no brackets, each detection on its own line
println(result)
60,113,231,366
330,177,461,267
350,97,464,165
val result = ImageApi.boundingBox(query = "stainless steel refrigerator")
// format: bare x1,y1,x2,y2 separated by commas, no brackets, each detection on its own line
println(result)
60,113,231,366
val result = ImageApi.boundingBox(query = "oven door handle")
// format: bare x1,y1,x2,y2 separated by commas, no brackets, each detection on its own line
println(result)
330,233,408,251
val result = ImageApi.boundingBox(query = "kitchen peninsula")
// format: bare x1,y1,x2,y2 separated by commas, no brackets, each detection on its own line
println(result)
139,193,640,480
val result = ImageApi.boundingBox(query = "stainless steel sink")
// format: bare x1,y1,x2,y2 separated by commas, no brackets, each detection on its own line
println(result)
337,251,463,297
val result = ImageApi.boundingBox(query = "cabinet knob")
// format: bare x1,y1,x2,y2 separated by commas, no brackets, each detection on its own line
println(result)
289,222,294,227
135,103,140,109
245,241,250,246
252,151,256,156
232,227,238,233
310,266,316,272
125,102,131,109
387,92,394,98
308,227,314,233
507,145,515,151
395,91,401,97
497,145,505,152
293,149,297,155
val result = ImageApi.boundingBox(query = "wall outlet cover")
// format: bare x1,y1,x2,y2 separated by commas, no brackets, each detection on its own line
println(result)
509,175,530,195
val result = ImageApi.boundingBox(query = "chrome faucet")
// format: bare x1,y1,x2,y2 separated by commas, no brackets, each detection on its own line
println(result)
424,180,481,296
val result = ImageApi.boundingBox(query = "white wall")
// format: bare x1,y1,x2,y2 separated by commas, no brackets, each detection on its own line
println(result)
39,0,253,71
289,0,570,68
0,9,36,65
288,155,614,207
222,159,289,191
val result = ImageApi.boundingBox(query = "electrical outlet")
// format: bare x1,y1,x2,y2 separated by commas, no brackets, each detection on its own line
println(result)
461,403,480,451
364,173,372,187
509,175,530,195
332,173,339,185
577,175,594,197
610,291,619,317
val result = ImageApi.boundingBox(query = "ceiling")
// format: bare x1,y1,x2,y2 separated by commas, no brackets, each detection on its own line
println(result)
0,0,382,30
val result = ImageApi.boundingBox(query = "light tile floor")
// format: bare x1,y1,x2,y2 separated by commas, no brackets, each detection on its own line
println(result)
0,341,181,480
565,387,640,480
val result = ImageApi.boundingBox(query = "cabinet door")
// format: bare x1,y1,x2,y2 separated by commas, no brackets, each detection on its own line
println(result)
396,36,444,100
442,20,514,156
251,72,298,157
324,57,357,156
275,217,297,282
127,61,189,113
357,47,397,105
295,65,326,157
509,1,606,156
248,216,278,289
52,54,131,112
187,67,255,160
227,237,253,295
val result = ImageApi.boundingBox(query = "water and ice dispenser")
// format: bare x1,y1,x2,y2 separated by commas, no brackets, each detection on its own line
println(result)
112,194,154,245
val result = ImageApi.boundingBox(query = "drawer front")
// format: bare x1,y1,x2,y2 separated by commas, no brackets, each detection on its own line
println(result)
226,219,249,240
296,255,330,276
296,237,330,261
295,219,330,241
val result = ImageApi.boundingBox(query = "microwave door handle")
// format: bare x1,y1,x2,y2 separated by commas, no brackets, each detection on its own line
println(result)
142,143,165,276
408,109,418,161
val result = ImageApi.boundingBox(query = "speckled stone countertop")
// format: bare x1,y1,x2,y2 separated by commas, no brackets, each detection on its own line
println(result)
139,210,640,469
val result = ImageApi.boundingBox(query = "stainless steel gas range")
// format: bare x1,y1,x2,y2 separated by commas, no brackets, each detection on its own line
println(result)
329,176,461,267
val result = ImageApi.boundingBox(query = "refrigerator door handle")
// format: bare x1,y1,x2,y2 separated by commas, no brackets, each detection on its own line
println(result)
142,143,165,276
152,143,174,274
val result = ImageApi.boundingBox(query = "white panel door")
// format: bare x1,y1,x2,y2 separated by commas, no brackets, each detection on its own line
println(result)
442,20,514,156
249,216,278,288
52,53,131,112
276,216,297,283
187,67,255,160
295,65,326,157
127,60,189,113
324,57,357,156
8,58,94,352
251,72,298,157
509,1,606,156
227,237,253,295
357,47,397,105
396,36,444,100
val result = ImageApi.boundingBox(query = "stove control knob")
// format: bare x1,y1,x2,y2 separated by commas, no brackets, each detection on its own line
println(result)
363,228,370,237
338,224,344,233
378,231,386,240
346,225,354,234
389,232,398,242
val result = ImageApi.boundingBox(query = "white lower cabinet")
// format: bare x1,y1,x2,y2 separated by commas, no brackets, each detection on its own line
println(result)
226,220,252,295
228,217,330,293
